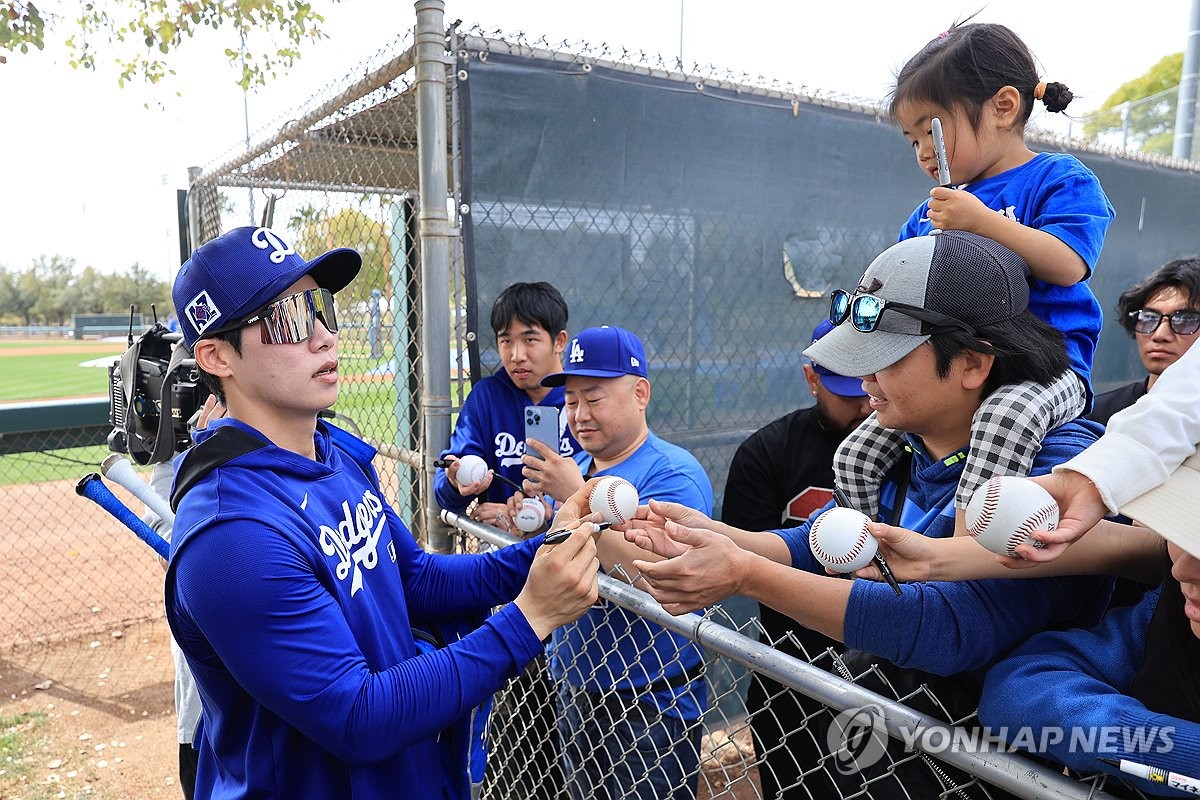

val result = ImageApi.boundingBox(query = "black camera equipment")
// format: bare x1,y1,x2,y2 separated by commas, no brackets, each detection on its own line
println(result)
107,306,210,465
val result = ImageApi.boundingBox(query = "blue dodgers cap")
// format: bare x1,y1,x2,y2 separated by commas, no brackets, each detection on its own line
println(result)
172,226,362,349
541,326,649,387
808,319,868,397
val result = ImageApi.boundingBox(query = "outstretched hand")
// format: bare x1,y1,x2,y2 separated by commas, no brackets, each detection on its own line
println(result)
1021,471,1109,562
622,498,717,559
631,520,745,615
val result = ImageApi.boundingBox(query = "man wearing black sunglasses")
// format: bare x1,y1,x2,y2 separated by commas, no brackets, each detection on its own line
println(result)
1089,258,1200,427
164,226,602,800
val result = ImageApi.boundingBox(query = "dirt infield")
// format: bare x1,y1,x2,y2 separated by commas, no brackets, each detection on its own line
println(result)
0,479,166,648
0,619,179,799
0,340,125,358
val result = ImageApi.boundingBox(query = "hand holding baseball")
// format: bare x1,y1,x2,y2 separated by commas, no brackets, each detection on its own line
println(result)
1020,471,1110,561
450,454,493,496
965,476,1059,558
809,507,879,573
507,491,551,535
850,522,938,582
589,476,639,525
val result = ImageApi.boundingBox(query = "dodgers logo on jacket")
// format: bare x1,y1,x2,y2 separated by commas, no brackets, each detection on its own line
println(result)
318,488,385,596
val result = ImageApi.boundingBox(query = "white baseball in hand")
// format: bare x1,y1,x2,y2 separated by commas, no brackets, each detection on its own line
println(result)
809,507,878,573
514,498,547,533
456,454,488,487
965,476,1059,557
589,476,639,525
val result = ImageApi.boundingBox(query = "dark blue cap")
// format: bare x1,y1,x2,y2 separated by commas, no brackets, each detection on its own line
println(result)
173,226,361,349
542,326,648,387
809,319,868,397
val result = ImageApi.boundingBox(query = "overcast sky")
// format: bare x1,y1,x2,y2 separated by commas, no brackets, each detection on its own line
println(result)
1,0,1192,280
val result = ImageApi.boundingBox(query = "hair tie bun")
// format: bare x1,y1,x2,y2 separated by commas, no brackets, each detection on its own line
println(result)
1034,82,1047,100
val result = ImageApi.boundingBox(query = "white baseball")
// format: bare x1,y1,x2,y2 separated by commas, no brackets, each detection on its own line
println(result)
589,476,639,525
455,454,488,487
808,507,878,573
965,476,1059,558
514,498,547,533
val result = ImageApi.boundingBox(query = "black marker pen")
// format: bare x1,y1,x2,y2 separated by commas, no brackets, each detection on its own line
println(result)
545,521,613,545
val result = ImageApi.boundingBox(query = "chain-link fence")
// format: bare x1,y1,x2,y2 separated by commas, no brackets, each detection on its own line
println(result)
444,515,1151,800
4,4,1199,797
1066,83,1200,160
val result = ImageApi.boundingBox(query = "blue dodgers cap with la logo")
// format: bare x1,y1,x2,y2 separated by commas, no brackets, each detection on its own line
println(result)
541,325,649,387
172,226,362,349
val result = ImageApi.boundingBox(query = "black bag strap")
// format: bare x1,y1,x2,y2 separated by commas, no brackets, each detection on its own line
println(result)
170,426,268,512
889,449,914,527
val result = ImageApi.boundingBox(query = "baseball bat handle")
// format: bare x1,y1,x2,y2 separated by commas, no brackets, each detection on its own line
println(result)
76,473,171,560
101,453,175,527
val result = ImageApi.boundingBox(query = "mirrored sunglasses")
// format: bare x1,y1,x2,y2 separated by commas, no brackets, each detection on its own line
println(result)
239,287,339,344
829,288,977,335
1129,308,1200,336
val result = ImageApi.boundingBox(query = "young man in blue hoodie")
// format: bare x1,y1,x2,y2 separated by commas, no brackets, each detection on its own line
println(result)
434,281,585,530
607,232,1114,799
165,227,602,800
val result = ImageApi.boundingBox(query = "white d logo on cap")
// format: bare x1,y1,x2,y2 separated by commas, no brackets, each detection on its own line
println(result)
251,228,296,264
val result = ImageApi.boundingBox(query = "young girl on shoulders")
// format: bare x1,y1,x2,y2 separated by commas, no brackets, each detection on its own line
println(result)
836,21,1116,522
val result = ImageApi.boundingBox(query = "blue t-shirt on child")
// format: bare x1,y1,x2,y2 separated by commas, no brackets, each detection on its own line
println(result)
900,152,1115,398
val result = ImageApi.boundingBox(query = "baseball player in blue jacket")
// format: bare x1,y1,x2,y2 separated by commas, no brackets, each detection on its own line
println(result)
165,227,601,800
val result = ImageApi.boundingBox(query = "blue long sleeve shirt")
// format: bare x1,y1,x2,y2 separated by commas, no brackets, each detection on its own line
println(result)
979,587,1200,797
775,420,1113,676
549,432,714,722
900,152,1114,398
167,419,547,800
434,368,585,512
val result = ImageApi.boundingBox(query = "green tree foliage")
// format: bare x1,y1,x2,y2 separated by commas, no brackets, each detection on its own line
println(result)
2,1,338,89
287,204,392,309
0,258,172,325
1083,53,1183,155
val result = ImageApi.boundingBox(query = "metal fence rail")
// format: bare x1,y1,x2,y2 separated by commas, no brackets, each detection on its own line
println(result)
445,513,1137,800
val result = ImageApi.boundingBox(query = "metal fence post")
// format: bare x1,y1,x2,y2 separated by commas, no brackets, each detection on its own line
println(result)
1173,0,1200,160
414,0,454,553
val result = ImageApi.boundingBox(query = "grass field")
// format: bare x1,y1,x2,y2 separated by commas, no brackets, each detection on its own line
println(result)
0,339,120,403
0,335,463,486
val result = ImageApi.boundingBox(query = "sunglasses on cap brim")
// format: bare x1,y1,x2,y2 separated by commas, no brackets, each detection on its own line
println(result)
236,287,340,344
829,288,977,335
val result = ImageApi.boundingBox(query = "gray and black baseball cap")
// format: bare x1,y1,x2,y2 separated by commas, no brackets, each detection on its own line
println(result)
803,231,1031,377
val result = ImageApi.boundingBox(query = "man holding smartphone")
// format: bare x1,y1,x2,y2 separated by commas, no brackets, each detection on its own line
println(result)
434,282,586,529
434,281,587,800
